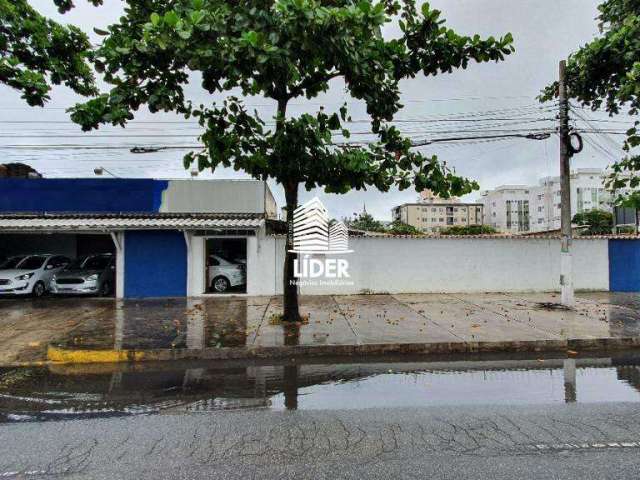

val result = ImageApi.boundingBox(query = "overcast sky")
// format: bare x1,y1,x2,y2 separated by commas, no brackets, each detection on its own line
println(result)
1,0,625,220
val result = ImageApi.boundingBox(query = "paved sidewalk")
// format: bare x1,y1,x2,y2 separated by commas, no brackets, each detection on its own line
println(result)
1,292,640,364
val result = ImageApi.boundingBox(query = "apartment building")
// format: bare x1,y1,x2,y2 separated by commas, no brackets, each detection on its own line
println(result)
392,191,484,233
480,185,532,233
530,168,611,231
480,168,622,233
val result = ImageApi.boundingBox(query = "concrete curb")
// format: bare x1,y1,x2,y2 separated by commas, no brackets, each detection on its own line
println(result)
46,336,640,364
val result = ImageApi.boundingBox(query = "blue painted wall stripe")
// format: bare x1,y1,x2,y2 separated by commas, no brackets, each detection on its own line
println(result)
124,230,187,298
0,179,169,213
609,239,640,292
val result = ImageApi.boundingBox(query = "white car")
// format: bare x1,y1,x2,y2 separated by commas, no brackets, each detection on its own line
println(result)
0,255,71,297
208,255,246,292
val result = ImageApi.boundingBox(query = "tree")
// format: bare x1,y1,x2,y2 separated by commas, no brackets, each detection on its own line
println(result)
572,209,613,235
540,0,640,207
346,212,386,233
440,225,497,235
69,0,514,321
0,0,99,106
386,220,422,235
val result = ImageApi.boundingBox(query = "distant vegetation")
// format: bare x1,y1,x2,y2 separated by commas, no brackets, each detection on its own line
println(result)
346,213,499,236
345,212,386,233
346,213,423,235
386,221,423,235
617,226,637,234
572,209,613,235
440,225,499,236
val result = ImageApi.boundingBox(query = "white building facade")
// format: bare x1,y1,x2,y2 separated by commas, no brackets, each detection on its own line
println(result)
480,169,621,233
480,185,532,233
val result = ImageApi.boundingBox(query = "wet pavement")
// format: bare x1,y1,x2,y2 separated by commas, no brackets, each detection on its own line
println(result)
2,292,640,364
2,352,640,422
3,354,640,478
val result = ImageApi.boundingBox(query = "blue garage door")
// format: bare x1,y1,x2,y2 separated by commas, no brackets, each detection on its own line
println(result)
124,230,187,298
609,239,640,292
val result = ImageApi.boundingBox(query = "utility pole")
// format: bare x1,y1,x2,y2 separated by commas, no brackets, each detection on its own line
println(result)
559,60,574,307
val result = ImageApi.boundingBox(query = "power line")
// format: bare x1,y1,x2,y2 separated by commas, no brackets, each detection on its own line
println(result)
0,95,546,110
0,128,555,151
0,116,555,126
0,125,559,140
409,132,551,147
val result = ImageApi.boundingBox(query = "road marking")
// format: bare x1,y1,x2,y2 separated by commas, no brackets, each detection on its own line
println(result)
0,471,46,478
530,441,639,451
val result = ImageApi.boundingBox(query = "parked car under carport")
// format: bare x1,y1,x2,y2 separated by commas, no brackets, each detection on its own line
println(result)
0,254,70,297
208,255,246,293
50,254,115,297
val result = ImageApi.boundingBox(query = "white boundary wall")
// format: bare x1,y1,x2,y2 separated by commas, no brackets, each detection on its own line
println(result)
246,235,609,296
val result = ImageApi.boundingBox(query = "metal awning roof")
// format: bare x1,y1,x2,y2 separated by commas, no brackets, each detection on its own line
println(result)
0,213,265,232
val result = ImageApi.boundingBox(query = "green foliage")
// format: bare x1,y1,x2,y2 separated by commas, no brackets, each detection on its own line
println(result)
617,225,637,234
439,225,498,235
346,212,386,233
0,0,99,106
65,0,514,319
540,0,640,206
572,209,614,235
69,0,513,199
386,220,422,235
618,190,640,209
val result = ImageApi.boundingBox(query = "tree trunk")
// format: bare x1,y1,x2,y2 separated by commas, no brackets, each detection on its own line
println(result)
282,180,301,322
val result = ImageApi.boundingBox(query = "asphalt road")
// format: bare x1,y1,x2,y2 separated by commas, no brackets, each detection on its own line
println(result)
1,402,640,479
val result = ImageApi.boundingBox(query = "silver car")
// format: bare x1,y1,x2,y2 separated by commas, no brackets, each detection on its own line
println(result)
50,254,116,296
208,255,246,292
0,255,70,297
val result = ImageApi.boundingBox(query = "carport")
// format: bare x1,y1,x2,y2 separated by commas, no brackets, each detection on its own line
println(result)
0,215,124,297
0,213,265,298
1,233,115,262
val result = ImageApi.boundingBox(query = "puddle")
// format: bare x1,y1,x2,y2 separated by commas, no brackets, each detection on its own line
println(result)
2,354,640,422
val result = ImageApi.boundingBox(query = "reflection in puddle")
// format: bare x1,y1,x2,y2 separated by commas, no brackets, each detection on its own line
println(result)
2,355,640,422
46,293,640,353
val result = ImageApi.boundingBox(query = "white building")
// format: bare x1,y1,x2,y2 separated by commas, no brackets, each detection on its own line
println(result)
480,169,622,233
530,168,611,232
480,185,531,233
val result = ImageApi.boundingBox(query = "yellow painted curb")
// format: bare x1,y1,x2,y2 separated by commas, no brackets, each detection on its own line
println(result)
47,345,146,364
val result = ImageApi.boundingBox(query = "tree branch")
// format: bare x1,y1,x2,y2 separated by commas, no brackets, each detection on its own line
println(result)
289,71,341,99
